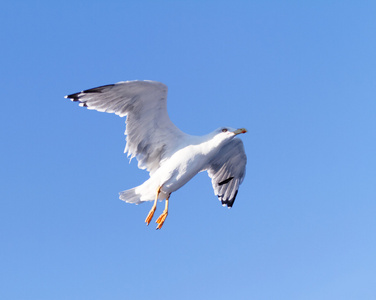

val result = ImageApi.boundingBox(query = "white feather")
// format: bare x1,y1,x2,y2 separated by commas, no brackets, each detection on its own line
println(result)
66,80,247,207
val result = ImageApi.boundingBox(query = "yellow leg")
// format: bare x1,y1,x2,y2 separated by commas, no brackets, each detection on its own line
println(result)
145,186,161,225
156,195,169,230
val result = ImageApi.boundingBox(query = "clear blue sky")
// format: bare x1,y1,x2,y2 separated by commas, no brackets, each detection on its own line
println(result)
1,1,375,299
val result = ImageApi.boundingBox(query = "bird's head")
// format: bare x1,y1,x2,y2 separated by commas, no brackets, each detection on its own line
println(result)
210,127,247,146
218,127,247,136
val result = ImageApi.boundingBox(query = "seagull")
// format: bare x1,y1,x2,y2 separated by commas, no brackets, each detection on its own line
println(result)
65,80,247,229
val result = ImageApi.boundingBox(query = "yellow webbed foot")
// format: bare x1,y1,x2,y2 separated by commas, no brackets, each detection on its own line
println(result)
145,186,161,226
145,206,156,225
156,211,168,230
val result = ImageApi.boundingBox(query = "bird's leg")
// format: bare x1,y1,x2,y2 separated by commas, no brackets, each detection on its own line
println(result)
156,194,170,230
145,186,161,225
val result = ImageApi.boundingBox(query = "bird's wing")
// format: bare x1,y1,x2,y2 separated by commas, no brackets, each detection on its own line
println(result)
206,138,247,207
65,80,188,174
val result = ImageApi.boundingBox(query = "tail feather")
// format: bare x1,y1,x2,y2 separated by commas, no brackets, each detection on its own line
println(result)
119,187,143,204
119,179,164,204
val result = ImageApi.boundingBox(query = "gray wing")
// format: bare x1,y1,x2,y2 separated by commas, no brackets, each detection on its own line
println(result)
206,138,247,207
65,80,188,174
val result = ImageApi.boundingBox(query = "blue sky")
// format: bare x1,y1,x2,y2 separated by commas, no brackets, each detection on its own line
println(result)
1,1,376,299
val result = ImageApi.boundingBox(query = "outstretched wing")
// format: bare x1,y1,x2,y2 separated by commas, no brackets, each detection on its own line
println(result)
65,80,188,174
206,138,247,207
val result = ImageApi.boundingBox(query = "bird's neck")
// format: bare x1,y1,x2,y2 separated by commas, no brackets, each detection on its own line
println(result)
198,136,228,156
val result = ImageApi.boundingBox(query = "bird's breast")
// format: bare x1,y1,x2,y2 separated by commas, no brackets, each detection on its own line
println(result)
157,145,214,194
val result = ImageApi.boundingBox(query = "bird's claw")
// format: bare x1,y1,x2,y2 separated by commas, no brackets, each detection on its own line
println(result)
156,211,168,229
145,207,156,225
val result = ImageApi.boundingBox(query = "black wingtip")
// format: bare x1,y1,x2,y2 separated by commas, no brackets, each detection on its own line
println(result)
65,93,80,101
219,190,238,208
65,83,115,101
83,84,115,94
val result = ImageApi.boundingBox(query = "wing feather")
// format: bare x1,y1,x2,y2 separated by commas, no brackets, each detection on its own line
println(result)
65,80,188,174
206,138,247,207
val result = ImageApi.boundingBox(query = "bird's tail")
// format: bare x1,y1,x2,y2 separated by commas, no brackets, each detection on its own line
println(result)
119,187,143,204
119,179,162,204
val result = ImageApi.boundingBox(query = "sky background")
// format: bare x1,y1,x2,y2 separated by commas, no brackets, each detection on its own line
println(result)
1,1,376,299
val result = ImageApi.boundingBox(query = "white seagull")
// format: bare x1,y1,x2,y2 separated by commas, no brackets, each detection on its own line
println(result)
65,80,247,229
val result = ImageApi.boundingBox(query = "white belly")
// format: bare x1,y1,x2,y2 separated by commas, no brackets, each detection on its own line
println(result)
155,146,214,195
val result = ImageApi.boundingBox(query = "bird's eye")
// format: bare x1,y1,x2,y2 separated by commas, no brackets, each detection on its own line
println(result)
222,128,228,132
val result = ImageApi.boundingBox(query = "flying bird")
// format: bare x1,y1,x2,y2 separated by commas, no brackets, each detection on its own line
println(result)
65,80,247,229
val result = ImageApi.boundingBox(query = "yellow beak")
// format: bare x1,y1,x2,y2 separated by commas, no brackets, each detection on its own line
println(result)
233,128,247,135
